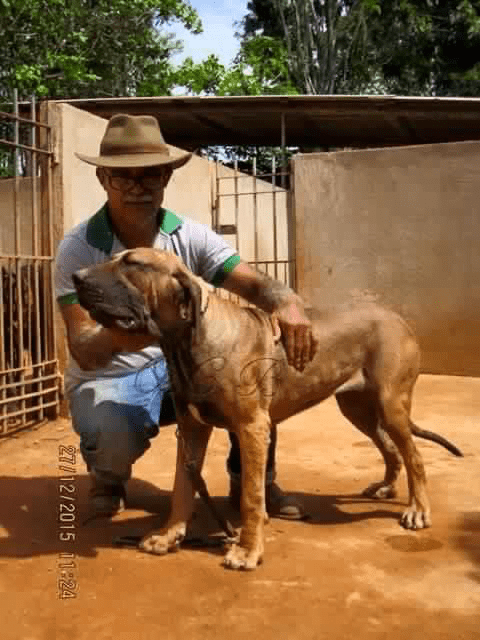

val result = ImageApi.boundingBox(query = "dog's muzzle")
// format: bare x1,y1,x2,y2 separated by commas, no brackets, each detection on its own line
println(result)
72,269,153,332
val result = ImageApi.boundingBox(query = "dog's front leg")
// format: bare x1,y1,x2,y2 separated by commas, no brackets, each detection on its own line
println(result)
140,417,212,555
224,411,270,571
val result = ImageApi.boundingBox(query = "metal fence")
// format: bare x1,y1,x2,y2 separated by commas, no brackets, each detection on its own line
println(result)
0,92,61,436
212,155,294,305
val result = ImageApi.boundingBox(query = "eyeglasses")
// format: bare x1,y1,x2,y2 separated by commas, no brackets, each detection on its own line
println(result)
103,168,172,192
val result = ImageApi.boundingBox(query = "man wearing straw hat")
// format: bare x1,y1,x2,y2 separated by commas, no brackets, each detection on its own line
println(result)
55,114,315,520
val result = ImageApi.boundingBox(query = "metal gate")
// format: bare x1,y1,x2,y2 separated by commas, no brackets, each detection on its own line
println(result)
0,92,61,436
211,156,295,301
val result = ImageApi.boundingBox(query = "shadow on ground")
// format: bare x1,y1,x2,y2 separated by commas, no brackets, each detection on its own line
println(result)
453,511,480,583
0,473,406,560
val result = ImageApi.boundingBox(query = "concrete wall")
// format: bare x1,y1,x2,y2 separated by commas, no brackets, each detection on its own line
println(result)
293,141,480,376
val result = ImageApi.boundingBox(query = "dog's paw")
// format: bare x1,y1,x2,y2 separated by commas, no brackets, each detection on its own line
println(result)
139,523,186,555
223,543,263,571
400,507,432,530
362,482,397,500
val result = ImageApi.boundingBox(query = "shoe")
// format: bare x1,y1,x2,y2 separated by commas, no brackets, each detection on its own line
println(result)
89,471,126,517
229,474,304,521
266,482,305,520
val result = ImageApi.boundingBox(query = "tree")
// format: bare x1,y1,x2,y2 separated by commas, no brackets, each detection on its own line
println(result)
239,0,480,96
239,0,380,94
367,0,480,96
0,0,202,100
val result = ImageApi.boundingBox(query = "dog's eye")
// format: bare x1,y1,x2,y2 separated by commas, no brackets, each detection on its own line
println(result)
116,317,138,330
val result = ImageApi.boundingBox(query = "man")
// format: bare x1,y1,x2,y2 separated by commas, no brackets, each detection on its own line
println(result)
55,114,315,520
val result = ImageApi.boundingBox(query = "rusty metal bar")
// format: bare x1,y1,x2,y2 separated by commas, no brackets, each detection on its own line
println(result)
248,259,290,265
45,102,59,416
0,266,5,429
213,161,220,231
233,155,239,252
0,254,53,260
0,381,59,406
0,95,61,436
0,385,58,407
31,96,45,419
0,138,52,155
31,96,38,256
253,156,258,266
13,91,20,255
281,112,287,190
0,359,59,377
0,399,59,424
216,171,289,181
16,259,26,427
216,189,285,197
0,418,49,439
0,109,52,129
13,92,27,427
272,156,279,280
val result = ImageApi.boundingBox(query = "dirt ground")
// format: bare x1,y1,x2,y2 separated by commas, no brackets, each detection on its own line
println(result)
0,373,479,640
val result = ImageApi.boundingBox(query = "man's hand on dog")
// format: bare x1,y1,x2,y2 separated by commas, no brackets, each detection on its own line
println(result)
275,301,317,372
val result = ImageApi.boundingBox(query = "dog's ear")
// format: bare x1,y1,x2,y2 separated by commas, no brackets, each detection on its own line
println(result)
173,269,209,330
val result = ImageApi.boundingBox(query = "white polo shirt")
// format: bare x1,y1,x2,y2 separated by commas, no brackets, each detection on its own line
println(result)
55,204,240,391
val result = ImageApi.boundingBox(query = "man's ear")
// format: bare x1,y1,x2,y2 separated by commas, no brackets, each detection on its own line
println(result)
96,167,107,189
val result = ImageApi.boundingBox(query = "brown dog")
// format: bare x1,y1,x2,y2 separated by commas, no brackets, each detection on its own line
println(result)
73,248,462,570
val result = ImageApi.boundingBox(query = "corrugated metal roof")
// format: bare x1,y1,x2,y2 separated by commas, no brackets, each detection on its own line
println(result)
55,94,480,149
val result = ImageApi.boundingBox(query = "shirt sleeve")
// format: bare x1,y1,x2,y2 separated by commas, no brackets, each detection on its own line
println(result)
54,231,94,306
182,221,241,286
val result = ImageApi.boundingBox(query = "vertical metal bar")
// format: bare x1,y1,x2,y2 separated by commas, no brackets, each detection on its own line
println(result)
13,89,20,256
208,160,215,229
253,155,258,268
0,260,5,433
31,96,44,420
281,112,286,190
272,156,279,281
17,258,26,427
214,160,219,231
233,155,239,254
31,96,38,256
46,114,59,417
14,91,26,426
7,259,15,429
286,160,296,291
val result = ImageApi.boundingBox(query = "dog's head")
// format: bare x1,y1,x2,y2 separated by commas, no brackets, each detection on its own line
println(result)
72,248,209,336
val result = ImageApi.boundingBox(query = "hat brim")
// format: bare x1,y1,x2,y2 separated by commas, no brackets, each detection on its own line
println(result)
75,147,192,170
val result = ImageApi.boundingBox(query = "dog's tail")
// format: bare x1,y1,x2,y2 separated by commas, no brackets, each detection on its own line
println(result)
410,421,463,457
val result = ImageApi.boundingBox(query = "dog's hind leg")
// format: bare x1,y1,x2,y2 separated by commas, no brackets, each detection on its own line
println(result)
335,383,402,499
377,384,431,530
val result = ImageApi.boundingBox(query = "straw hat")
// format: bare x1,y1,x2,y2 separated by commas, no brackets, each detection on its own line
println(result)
75,114,192,169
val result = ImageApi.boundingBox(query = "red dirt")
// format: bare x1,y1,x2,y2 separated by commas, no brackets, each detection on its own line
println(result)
0,374,479,640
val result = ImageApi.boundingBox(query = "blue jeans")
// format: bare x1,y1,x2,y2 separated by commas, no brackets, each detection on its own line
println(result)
69,362,171,485
69,361,276,486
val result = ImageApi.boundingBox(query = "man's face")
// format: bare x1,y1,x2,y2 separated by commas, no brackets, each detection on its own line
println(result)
97,166,173,217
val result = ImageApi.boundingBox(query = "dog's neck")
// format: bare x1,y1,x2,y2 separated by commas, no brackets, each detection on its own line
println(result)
157,294,282,405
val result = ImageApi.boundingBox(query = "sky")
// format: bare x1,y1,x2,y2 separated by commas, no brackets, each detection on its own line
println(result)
170,0,249,67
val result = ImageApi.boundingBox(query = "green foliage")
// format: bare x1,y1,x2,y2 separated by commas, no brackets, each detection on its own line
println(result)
367,0,480,95
0,0,202,99
174,35,297,97
238,0,480,96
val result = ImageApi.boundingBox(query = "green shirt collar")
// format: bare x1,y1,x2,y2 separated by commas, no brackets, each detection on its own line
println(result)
85,205,183,253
